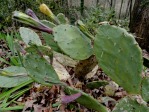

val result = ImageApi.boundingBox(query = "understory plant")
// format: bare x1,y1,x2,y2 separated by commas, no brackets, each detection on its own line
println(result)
0,3,149,112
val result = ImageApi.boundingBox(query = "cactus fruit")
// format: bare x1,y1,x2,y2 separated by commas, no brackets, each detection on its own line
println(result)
57,13,69,24
23,53,61,86
112,96,149,112
94,24,143,94
64,86,108,112
19,27,42,46
141,77,149,102
41,20,62,52
53,24,92,60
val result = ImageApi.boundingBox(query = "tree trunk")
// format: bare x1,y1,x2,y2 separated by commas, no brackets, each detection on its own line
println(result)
80,0,84,15
129,0,149,52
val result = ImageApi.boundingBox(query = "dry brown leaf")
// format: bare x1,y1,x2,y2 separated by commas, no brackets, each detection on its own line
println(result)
33,105,52,112
86,65,98,79
104,81,119,96
74,55,98,78
53,52,78,67
53,58,70,81
22,100,34,112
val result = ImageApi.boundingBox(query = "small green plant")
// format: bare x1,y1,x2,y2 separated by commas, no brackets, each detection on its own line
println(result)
0,3,149,112
82,5,116,32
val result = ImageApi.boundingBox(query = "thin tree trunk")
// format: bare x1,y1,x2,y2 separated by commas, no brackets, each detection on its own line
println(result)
130,0,149,51
125,0,131,18
119,0,124,19
80,0,84,15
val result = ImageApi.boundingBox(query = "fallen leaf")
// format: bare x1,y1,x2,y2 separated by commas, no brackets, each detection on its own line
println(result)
52,58,70,81
86,65,98,79
54,51,78,67
104,81,119,96
75,55,98,78
22,100,34,112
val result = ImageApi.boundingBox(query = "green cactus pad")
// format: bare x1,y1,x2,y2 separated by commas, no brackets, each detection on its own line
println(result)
0,66,31,88
76,20,94,39
57,13,69,24
64,86,108,112
23,53,60,86
41,20,56,28
19,27,42,46
25,44,52,58
0,75,31,88
41,20,62,52
112,97,149,112
2,66,27,76
141,77,149,102
94,24,143,94
53,25,92,60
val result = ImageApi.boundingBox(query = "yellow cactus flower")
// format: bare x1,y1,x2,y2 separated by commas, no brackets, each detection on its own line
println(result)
39,3,55,20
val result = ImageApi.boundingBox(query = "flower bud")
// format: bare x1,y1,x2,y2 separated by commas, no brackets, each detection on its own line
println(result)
26,9,39,21
39,4,55,20
12,11,53,34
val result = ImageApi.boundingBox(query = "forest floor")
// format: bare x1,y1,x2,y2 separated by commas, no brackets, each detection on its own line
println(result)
0,35,149,112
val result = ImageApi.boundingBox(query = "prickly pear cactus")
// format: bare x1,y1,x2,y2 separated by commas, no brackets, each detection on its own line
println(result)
25,44,52,58
94,24,143,94
0,75,31,88
41,20,62,52
57,13,69,24
2,66,27,76
19,27,42,46
112,97,149,112
23,53,61,86
141,77,149,102
64,86,108,112
41,20,56,28
76,20,94,39
53,24,92,60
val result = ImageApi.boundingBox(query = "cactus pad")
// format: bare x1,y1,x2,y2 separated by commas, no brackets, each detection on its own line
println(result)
64,86,108,112
53,24,92,60
25,44,52,58
0,75,31,88
41,20,62,52
57,13,69,24
112,97,149,112
94,24,143,94
23,53,60,86
141,77,149,102
19,27,42,46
